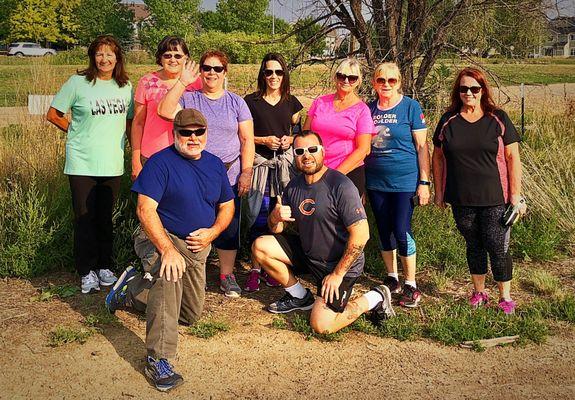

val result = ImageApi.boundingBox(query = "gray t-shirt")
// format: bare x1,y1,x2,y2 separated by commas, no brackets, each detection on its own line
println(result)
282,168,367,277
179,90,252,185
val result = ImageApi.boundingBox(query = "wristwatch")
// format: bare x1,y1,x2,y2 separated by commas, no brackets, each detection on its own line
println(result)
419,180,431,186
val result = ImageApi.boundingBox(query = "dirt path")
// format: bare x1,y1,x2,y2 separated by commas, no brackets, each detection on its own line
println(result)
1,265,574,400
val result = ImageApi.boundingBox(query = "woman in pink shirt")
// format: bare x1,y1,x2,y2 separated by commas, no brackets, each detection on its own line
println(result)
131,36,202,180
303,58,374,199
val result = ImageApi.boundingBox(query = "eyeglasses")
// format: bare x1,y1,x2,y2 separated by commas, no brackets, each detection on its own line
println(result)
162,53,185,60
459,85,482,94
375,77,398,86
294,145,323,156
177,128,206,137
264,69,285,77
200,64,225,73
335,73,359,84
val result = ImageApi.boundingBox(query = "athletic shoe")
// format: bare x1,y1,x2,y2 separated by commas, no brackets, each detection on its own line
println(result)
469,291,489,309
383,275,401,294
244,270,261,292
81,271,100,294
97,268,118,286
261,270,282,288
368,285,396,326
105,266,137,314
498,299,516,315
399,284,422,308
220,274,241,298
267,289,314,314
145,356,184,392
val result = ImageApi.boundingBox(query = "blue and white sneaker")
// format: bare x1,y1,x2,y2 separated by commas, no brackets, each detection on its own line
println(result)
145,356,184,392
105,266,137,314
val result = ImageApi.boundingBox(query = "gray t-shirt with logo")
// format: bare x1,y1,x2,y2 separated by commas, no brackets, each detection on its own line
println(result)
282,168,367,277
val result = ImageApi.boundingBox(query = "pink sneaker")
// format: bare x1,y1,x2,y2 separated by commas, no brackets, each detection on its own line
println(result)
261,271,282,288
498,299,516,315
244,270,261,292
469,291,489,309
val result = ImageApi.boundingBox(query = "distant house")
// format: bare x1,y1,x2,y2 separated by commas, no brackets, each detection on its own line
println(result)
538,17,575,57
124,2,151,50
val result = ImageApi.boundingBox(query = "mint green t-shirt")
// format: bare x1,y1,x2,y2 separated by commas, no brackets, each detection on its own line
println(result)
51,75,134,176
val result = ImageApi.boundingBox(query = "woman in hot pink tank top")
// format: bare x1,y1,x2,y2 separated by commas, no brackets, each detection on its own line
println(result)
303,58,375,199
131,36,201,180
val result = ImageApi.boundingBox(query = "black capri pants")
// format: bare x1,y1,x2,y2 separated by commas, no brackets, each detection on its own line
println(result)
452,205,513,282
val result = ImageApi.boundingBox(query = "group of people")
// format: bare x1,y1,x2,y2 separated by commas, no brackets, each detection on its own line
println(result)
46,34,526,392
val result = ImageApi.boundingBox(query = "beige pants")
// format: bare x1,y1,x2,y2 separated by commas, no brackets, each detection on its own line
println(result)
127,226,209,359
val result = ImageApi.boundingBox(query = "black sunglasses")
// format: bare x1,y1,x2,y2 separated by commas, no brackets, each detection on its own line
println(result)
200,64,225,73
294,145,323,156
264,69,285,77
335,73,359,84
162,53,185,60
375,77,398,86
459,85,482,94
177,128,206,137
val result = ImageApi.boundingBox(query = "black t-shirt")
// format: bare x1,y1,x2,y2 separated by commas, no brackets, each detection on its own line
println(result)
432,109,520,206
244,92,303,159
282,169,367,277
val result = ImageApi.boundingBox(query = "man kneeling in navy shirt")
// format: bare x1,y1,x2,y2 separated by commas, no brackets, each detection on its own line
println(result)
106,108,235,392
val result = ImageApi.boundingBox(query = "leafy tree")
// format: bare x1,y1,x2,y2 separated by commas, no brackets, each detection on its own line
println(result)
215,0,270,34
8,0,60,44
294,16,327,57
0,0,17,42
140,0,201,53
75,0,134,47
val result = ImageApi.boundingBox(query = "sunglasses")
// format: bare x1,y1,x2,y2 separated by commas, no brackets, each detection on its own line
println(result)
200,64,225,73
264,69,285,77
335,73,359,84
375,77,398,86
459,85,482,94
162,53,185,60
294,145,323,156
177,128,206,137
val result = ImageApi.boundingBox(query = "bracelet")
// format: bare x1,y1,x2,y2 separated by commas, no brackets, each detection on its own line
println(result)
419,180,431,186
177,79,186,88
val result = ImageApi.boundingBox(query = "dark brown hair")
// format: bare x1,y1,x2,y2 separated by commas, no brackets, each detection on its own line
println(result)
78,35,129,87
155,36,190,66
199,50,229,71
256,53,290,102
448,67,498,114
296,130,323,145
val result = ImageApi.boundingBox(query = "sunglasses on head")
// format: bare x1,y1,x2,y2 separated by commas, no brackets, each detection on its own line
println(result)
375,77,398,86
335,73,359,84
200,64,225,73
162,53,185,60
177,128,206,137
264,69,285,77
459,85,482,94
294,145,323,156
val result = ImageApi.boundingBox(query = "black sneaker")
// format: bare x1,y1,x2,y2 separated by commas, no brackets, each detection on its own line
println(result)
267,289,315,314
383,275,401,294
399,284,422,308
368,285,396,327
145,356,184,392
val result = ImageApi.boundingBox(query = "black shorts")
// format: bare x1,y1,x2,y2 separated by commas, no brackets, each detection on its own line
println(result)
274,233,358,313
347,165,366,199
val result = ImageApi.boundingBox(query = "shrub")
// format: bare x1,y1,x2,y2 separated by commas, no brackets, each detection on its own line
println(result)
187,320,230,339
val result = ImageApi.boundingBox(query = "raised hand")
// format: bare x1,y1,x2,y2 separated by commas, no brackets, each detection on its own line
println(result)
179,60,200,86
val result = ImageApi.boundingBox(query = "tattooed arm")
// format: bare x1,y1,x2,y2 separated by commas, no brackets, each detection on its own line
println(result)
321,219,370,304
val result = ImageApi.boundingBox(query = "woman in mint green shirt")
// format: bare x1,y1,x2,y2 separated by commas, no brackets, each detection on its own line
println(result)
47,35,133,294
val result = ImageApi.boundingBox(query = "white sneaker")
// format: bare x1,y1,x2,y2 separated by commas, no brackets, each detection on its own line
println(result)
97,269,118,286
81,271,100,294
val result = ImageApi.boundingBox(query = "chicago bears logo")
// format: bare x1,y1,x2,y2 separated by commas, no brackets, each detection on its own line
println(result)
298,199,316,216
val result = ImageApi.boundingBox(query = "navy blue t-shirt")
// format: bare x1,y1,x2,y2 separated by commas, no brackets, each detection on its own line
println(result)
132,146,235,238
365,95,427,192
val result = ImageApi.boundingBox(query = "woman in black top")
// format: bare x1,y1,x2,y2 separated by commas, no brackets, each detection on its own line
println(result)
432,67,525,314
244,53,303,292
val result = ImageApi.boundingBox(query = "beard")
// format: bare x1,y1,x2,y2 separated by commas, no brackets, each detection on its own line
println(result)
174,136,203,159
297,157,324,175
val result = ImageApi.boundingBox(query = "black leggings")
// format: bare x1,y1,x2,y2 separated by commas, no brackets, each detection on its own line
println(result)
68,175,121,276
452,205,513,282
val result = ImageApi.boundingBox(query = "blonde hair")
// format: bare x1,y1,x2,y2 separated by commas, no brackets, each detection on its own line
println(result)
373,62,402,90
334,58,363,87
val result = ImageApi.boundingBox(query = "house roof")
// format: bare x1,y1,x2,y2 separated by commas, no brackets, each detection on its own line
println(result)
125,2,150,21
549,17,575,35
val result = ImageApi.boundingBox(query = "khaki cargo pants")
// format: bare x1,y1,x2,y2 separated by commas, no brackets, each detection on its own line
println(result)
127,226,209,360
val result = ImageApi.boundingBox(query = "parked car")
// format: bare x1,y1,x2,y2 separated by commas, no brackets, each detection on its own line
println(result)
8,42,56,57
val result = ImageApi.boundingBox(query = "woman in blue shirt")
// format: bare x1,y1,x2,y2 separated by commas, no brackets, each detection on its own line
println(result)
365,62,430,308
